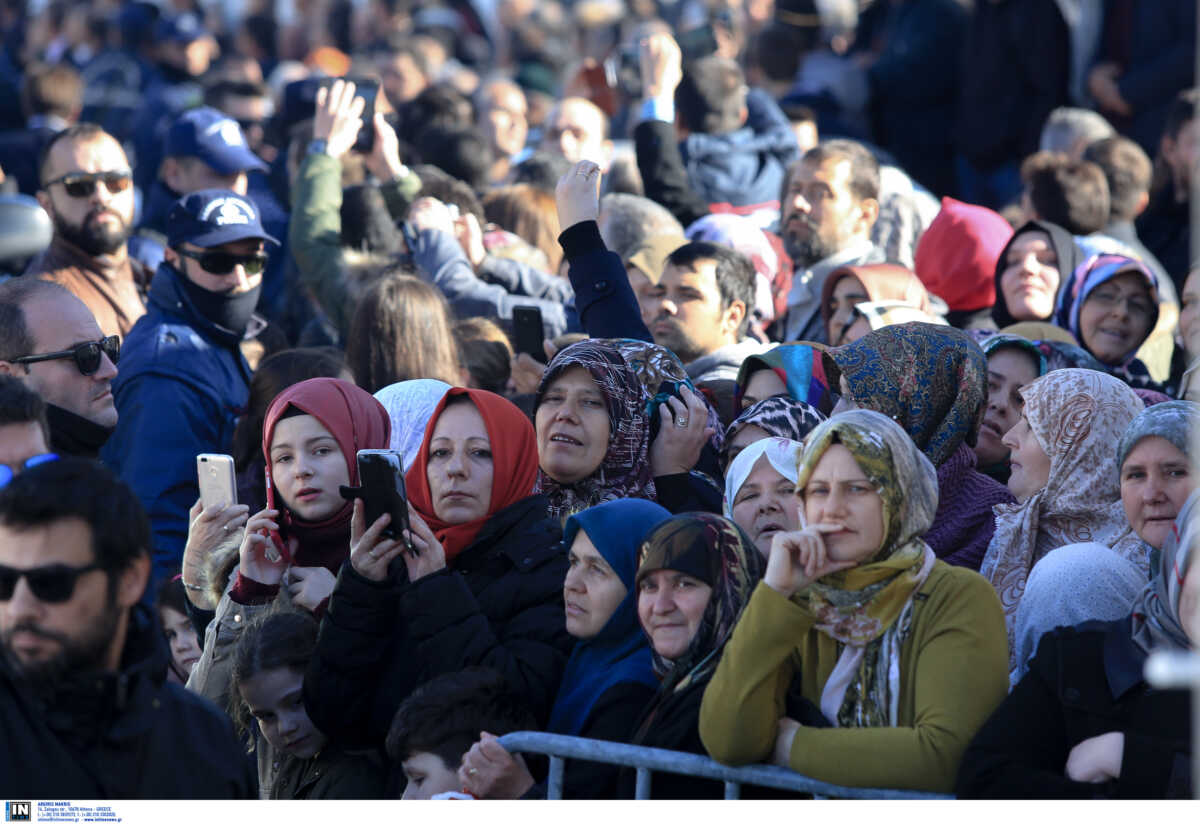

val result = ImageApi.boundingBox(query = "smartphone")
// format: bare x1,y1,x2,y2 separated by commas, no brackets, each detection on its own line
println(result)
357,449,411,544
678,23,719,63
280,76,379,154
512,306,547,364
197,454,237,510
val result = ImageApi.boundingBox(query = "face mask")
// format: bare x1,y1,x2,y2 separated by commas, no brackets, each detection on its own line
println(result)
176,271,262,338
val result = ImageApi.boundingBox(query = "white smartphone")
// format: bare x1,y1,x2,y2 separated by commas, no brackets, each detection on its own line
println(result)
197,454,237,509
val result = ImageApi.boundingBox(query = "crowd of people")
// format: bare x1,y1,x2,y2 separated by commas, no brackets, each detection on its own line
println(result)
0,0,1196,803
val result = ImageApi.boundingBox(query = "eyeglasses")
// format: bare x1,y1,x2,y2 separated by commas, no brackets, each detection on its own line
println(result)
42,170,133,199
11,335,121,376
1087,288,1154,318
0,453,59,489
0,560,103,603
175,248,268,276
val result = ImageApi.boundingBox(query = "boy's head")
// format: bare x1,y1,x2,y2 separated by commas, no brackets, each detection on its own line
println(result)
386,667,536,799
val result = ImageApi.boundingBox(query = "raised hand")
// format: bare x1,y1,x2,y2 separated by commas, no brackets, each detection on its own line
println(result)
238,508,289,586
649,385,716,476
314,78,366,159
348,499,405,582
555,160,602,230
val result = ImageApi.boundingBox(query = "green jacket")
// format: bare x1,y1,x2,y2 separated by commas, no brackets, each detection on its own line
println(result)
699,563,1009,793
288,151,420,339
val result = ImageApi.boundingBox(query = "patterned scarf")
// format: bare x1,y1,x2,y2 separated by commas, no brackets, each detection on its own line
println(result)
979,369,1147,665
734,342,837,415
792,410,940,728
533,340,655,521
720,396,825,471
828,322,987,467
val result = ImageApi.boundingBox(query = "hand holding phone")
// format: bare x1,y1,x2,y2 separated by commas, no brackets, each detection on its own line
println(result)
357,450,411,542
197,454,237,510
512,306,547,364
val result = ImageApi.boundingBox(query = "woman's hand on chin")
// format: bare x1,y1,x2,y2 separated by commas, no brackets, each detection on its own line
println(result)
238,508,289,586
402,505,447,582
764,523,857,599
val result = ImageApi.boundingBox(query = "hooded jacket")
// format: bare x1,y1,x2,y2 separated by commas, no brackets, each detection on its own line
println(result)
103,263,252,591
0,604,254,798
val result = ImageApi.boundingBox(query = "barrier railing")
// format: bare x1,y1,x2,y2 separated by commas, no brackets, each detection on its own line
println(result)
497,731,953,800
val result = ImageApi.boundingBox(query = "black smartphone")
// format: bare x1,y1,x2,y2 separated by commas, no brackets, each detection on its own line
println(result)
279,76,379,154
356,449,412,546
677,23,719,63
512,305,547,364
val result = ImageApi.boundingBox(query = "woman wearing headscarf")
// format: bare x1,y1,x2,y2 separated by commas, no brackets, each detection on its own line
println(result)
700,411,1009,793
991,220,1083,329
372,378,452,472
819,263,938,347
913,197,1013,329
1008,400,1199,681
975,335,1048,484
534,340,669,519
734,342,837,416
188,377,391,711
979,369,1147,668
724,437,805,558
958,491,1198,799
1052,254,1162,390
720,396,825,472
303,388,574,750
457,498,672,800
615,514,765,799
829,323,1016,570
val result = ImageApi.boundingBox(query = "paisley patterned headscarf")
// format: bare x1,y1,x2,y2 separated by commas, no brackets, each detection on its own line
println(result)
979,369,1147,662
828,322,987,467
720,396,825,472
533,340,655,521
602,338,724,452
792,409,940,728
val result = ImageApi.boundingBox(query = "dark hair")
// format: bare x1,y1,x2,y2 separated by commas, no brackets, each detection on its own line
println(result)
415,126,494,192
385,667,536,768
482,184,561,271
240,15,277,63
797,139,880,203
780,101,817,126
346,274,462,393
39,122,114,185
397,84,473,148
0,457,150,581
412,165,486,225
340,185,405,255
666,241,756,335
454,317,512,394
230,348,347,472
675,56,746,135
510,152,571,193
22,62,82,121
1162,88,1199,143
155,574,189,617
0,374,50,444
203,79,269,110
0,278,75,363
1020,151,1110,235
748,24,808,83
1083,136,1152,223
228,610,318,745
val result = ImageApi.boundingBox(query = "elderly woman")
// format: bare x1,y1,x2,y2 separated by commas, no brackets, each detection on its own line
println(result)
829,322,1016,569
1008,400,1199,680
303,388,573,750
724,437,805,557
700,410,1009,793
980,369,1146,669
958,492,1199,798
617,513,765,799
1052,254,1161,389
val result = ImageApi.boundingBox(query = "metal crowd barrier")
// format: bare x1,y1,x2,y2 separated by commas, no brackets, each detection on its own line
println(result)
497,731,953,800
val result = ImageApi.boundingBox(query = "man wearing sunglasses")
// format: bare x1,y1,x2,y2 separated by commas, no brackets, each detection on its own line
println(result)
0,458,254,797
25,123,150,340
104,189,277,594
0,279,120,459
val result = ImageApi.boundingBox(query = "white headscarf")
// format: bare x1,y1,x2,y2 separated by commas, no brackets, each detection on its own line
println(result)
723,437,804,518
372,379,452,471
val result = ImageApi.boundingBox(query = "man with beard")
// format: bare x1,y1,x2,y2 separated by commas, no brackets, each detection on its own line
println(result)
0,457,254,798
26,124,149,340
778,139,886,343
103,189,276,594
0,279,119,459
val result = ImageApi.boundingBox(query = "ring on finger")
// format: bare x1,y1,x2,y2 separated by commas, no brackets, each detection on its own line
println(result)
467,767,479,776
675,416,689,427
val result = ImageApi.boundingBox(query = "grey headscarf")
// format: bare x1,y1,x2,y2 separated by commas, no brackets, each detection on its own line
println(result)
1130,490,1198,655
1116,401,1198,475
373,379,452,471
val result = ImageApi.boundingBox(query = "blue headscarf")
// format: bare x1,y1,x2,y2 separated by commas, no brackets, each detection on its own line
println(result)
547,499,671,736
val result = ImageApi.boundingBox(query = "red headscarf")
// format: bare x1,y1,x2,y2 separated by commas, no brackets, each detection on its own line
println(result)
914,196,1013,313
405,388,539,564
261,378,391,572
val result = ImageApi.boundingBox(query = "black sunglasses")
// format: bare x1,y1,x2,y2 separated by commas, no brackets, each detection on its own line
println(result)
43,170,133,199
0,561,103,603
11,335,120,376
176,248,268,276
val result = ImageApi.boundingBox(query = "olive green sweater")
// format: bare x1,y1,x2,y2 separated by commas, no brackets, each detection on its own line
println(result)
699,562,1008,793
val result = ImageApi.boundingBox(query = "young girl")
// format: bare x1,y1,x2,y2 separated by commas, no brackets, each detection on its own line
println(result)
156,576,202,684
230,611,385,799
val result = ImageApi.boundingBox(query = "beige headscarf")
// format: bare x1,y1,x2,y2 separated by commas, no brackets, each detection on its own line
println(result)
979,369,1148,663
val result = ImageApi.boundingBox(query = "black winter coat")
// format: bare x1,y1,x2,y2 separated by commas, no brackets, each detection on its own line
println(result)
956,619,1193,799
0,605,255,798
304,494,573,748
